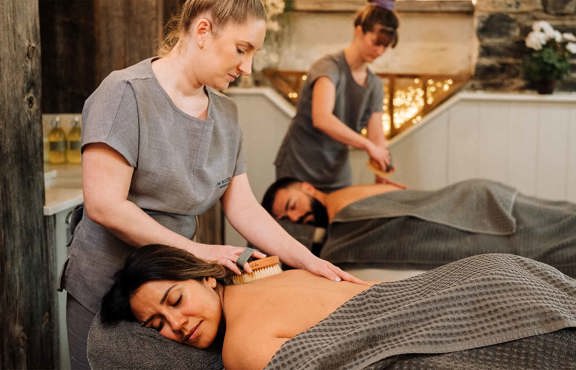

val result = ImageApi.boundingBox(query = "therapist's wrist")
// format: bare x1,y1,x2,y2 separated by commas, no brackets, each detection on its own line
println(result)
291,247,319,269
362,138,375,153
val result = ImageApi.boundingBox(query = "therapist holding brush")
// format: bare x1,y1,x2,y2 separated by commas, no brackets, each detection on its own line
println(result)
275,0,399,192
63,1,359,369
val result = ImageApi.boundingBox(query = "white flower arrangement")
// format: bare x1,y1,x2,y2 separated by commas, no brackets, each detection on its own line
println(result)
523,21,576,86
525,21,576,52
262,0,285,32
252,0,286,72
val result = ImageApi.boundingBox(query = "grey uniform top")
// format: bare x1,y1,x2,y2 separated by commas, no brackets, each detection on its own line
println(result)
64,58,246,312
274,51,384,191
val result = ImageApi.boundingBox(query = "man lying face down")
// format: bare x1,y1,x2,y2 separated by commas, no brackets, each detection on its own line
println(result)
262,177,576,277
262,177,404,228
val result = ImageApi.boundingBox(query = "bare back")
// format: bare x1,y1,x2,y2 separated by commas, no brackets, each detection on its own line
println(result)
326,183,402,221
222,270,374,370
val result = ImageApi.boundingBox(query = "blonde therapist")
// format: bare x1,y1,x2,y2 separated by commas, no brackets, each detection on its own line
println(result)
63,1,359,369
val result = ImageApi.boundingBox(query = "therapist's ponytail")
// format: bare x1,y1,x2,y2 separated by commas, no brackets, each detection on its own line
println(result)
158,0,266,56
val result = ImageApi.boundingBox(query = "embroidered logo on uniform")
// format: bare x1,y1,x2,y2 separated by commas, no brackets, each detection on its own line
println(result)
217,177,231,189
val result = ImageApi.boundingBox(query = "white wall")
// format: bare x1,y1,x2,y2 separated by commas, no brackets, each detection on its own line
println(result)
227,88,576,244
353,92,576,202
224,88,295,246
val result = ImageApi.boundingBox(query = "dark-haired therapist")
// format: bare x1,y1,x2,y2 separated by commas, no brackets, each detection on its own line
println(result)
275,0,399,191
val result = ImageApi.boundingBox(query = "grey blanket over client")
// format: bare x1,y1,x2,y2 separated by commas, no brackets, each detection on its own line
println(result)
266,253,576,369
321,179,576,276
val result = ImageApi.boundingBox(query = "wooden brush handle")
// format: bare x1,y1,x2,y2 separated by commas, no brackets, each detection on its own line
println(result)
367,159,395,178
367,160,408,190
249,256,280,270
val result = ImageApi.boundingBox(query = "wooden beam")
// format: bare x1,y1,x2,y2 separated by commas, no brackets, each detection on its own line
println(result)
1,0,57,368
292,0,475,13
292,0,364,12
397,0,474,13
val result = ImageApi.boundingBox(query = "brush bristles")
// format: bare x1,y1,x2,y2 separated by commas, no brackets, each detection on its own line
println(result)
232,256,283,285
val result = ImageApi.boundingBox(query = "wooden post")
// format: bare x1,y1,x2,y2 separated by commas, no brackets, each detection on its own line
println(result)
39,0,96,113
1,0,57,369
93,0,162,84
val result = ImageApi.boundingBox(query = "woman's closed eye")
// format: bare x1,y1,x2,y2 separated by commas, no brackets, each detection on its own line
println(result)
279,201,296,220
172,294,182,307
236,47,247,55
143,316,164,332
152,321,164,332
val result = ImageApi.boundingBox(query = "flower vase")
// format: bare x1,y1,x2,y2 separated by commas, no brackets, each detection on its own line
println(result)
535,79,556,95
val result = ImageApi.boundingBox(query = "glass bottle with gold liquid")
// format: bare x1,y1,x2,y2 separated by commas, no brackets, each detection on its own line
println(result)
67,116,82,164
47,116,67,164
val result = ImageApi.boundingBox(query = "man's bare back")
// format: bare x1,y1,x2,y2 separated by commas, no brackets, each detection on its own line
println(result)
326,183,402,221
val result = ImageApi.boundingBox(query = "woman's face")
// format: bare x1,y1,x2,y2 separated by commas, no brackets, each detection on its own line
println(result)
130,278,222,348
357,24,391,63
196,16,266,90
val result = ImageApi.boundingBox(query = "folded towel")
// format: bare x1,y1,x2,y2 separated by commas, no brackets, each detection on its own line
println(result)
266,254,576,369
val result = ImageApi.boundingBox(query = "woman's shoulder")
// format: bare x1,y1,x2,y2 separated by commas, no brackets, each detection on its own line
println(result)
232,269,322,290
269,269,324,282
90,59,154,96
208,88,238,117
110,58,153,80
316,51,343,63
310,51,343,73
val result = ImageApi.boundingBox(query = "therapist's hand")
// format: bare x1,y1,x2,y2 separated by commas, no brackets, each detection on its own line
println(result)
303,256,367,284
365,142,391,173
187,243,266,275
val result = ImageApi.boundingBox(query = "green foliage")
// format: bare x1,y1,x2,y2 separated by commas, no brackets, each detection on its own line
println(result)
523,43,571,82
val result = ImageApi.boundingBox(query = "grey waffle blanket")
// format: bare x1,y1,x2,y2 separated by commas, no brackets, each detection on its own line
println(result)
321,179,576,277
265,254,576,370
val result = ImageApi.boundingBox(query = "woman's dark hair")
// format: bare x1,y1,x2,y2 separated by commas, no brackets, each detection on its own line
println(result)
100,244,232,325
354,2,400,48
261,177,301,216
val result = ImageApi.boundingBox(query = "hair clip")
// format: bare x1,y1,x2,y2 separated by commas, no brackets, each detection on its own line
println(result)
371,0,395,11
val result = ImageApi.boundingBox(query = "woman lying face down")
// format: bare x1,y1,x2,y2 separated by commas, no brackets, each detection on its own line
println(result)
101,245,372,369
102,245,576,369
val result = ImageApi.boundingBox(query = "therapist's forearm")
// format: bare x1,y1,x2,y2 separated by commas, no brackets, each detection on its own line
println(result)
228,203,316,269
312,113,372,151
86,199,208,253
222,187,316,268
367,112,388,148
222,174,317,268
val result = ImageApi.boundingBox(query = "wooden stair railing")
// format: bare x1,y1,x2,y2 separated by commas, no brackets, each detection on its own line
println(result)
262,69,470,139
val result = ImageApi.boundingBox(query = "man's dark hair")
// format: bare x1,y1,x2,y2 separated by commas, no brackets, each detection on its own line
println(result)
354,3,399,48
261,177,302,216
100,244,231,326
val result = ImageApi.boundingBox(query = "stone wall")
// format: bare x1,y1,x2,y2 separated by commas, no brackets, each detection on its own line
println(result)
469,0,576,91
271,7,476,76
